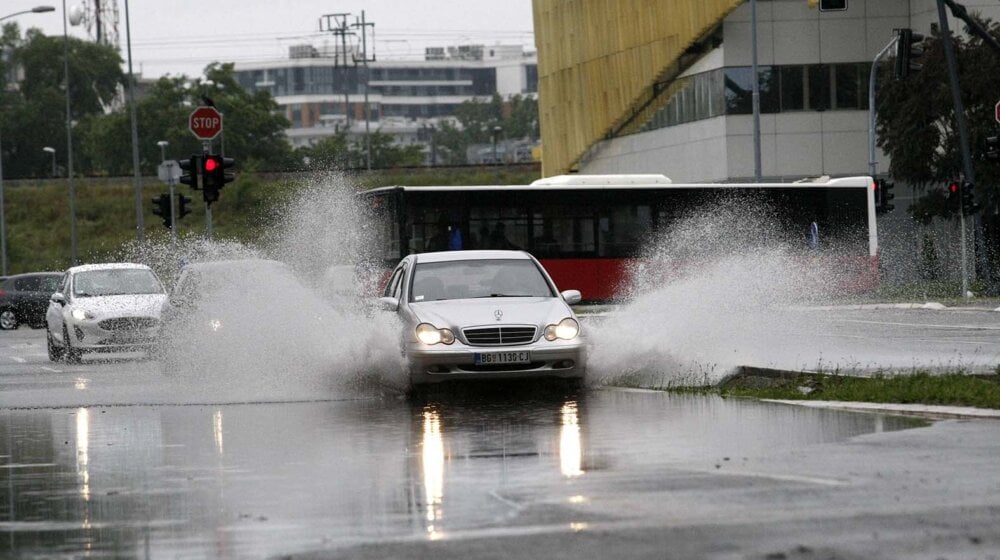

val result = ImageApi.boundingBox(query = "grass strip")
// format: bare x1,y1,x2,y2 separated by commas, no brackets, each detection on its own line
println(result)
719,372,1000,409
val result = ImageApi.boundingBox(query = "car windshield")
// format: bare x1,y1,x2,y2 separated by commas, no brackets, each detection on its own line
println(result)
73,269,164,297
410,259,553,302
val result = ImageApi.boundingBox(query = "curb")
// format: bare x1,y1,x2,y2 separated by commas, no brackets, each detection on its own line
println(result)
761,399,1000,419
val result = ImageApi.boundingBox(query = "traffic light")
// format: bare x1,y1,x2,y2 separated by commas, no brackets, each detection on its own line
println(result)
151,193,172,229
818,0,847,11
177,194,192,219
986,136,999,162
201,154,235,205
179,155,201,190
875,178,895,215
894,28,925,80
947,181,961,212
961,180,979,215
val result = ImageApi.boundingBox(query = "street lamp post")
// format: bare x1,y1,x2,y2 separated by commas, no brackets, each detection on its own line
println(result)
157,140,177,249
42,146,56,176
0,5,55,276
62,1,83,265
492,125,502,165
124,0,143,244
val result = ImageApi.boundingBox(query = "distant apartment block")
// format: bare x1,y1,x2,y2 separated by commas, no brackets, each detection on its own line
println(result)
235,44,538,154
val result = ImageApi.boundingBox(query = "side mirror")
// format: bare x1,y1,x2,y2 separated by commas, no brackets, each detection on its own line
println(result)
51,292,66,306
560,289,582,305
378,296,399,312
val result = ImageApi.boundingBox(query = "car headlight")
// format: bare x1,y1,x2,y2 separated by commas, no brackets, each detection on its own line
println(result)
544,317,580,341
415,322,455,345
71,308,94,321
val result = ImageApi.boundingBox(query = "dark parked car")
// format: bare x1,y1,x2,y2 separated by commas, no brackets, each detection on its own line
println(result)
0,272,63,330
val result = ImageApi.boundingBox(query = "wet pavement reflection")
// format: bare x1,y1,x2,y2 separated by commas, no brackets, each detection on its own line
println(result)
0,384,924,558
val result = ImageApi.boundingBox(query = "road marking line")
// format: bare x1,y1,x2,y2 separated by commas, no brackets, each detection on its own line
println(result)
40,366,61,373
832,319,1000,331
9,357,25,363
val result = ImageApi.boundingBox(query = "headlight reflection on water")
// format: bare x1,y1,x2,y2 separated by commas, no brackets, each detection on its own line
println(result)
560,401,584,477
421,408,446,538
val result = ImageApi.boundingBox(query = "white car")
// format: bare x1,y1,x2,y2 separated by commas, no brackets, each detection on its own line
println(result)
45,263,167,363
380,250,587,387
158,258,332,373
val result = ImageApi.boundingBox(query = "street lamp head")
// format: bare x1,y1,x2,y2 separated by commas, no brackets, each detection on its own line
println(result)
32,6,56,13
67,4,84,26
157,140,169,147
42,146,55,154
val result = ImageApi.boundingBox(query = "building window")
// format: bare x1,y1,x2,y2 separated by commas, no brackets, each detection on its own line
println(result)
637,62,871,136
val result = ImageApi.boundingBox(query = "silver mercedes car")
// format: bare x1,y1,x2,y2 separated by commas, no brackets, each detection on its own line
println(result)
379,250,586,386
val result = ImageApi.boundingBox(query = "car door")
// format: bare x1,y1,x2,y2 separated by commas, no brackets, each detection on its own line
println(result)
18,276,49,323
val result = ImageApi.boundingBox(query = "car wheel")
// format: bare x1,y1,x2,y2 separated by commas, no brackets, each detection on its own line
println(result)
0,309,17,330
46,328,64,362
63,324,82,364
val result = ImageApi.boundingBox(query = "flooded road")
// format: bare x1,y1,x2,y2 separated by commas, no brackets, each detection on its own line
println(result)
1,324,998,559
2,383,927,559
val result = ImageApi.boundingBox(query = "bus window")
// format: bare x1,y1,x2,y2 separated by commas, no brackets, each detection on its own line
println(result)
407,208,466,254
531,205,596,257
599,204,652,257
470,207,528,251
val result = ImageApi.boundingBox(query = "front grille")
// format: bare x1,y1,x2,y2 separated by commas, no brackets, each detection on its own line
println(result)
99,317,159,331
463,326,536,346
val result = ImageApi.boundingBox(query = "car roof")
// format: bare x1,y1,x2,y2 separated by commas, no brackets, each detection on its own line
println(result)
68,263,152,274
414,250,532,264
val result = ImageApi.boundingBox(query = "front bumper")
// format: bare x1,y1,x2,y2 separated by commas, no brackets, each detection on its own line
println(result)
405,338,587,385
69,319,160,353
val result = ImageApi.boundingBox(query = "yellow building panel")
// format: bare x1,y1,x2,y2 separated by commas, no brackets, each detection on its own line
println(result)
533,0,742,175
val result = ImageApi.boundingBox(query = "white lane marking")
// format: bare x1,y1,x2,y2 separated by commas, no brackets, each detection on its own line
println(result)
9,356,25,363
832,319,1000,331
40,366,62,373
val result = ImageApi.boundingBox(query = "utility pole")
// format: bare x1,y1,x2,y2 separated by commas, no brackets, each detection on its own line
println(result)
352,10,375,171
321,14,354,132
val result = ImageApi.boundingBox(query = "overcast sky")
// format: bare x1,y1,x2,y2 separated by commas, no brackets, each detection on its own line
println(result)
6,0,536,78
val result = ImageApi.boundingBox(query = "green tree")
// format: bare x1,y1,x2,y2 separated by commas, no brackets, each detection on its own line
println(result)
0,25,123,179
876,18,1000,277
351,131,424,168
78,62,292,175
431,94,539,165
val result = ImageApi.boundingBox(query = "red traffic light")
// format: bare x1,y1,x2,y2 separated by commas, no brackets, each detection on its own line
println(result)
949,182,960,193
204,157,219,172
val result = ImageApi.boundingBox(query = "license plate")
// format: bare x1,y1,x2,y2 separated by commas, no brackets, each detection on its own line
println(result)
475,351,530,365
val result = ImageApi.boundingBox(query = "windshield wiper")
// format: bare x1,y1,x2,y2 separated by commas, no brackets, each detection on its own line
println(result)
474,293,532,298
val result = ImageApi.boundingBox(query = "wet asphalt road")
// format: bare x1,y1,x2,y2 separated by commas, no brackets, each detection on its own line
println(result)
0,313,999,559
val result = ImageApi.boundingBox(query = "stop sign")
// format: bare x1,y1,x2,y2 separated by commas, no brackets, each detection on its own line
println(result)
189,106,223,140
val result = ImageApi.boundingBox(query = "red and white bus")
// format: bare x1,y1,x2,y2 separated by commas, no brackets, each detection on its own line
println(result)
359,174,878,302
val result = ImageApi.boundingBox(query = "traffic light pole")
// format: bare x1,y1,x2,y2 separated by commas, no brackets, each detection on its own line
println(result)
937,0,974,297
202,141,213,240
168,168,177,251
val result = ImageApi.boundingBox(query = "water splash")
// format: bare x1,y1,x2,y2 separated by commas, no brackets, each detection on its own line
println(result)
588,195,856,387
112,170,406,403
